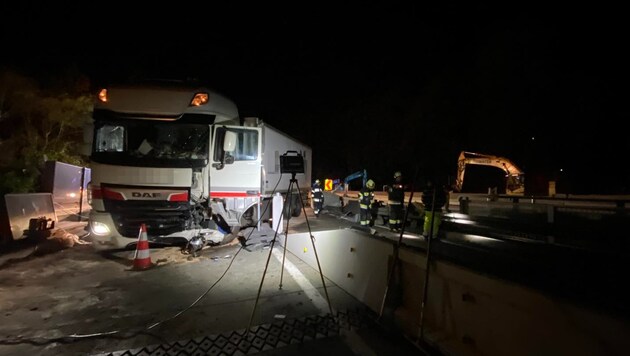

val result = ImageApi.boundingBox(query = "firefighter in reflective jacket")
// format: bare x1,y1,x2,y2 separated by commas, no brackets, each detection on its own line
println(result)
311,179,324,217
358,179,376,226
422,179,448,239
388,171,404,231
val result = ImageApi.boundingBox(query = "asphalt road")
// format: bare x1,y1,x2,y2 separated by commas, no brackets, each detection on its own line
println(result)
6,197,621,355
0,208,429,356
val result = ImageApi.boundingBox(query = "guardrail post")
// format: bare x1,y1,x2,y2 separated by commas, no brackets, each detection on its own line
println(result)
547,205,554,223
458,196,470,214
546,205,556,244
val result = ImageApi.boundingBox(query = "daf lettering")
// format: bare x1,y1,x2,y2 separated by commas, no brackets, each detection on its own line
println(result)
132,192,161,198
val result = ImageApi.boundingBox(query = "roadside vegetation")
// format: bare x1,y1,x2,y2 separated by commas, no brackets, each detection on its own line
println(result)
0,68,92,196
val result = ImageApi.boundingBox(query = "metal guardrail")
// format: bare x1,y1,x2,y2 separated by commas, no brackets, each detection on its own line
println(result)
446,195,630,249
486,193,630,208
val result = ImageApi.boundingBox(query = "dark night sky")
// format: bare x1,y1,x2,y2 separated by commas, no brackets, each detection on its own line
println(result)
1,4,628,194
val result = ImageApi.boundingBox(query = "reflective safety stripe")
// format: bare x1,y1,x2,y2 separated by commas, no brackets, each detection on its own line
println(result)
136,248,150,259
211,192,259,198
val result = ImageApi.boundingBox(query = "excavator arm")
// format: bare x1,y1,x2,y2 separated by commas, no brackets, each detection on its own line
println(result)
456,151,525,195
342,169,368,195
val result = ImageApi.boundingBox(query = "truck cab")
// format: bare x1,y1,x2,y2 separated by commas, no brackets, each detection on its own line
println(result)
84,80,265,250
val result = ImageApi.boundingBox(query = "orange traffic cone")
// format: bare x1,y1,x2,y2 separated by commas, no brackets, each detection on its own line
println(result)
132,223,153,270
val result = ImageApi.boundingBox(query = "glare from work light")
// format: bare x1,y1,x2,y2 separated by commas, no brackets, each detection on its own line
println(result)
451,218,477,225
447,212,477,225
461,234,501,243
449,212,469,219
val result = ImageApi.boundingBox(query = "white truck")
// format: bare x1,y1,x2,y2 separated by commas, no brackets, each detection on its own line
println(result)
83,80,311,250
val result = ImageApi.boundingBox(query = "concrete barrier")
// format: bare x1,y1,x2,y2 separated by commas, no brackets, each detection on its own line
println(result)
280,229,630,356
322,191,343,207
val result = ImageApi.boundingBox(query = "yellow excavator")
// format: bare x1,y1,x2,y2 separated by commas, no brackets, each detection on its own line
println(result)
455,151,525,196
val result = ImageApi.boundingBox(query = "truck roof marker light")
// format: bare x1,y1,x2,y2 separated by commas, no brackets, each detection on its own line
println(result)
190,93,209,106
98,88,108,103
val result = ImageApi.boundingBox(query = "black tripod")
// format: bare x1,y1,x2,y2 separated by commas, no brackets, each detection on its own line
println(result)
247,172,334,332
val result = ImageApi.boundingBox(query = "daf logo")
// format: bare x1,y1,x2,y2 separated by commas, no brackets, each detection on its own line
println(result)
132,192,161,198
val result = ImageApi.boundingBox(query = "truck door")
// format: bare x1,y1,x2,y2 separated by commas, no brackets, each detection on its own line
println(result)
210,125,262,199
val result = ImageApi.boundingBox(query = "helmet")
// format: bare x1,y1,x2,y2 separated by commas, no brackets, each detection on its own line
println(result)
315,179,321,184
394,171,402,179
366,179,375,189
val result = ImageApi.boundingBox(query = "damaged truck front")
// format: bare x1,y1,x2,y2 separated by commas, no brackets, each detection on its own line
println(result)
83,80,311,250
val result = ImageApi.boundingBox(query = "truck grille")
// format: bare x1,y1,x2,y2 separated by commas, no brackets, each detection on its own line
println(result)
103,200,191,237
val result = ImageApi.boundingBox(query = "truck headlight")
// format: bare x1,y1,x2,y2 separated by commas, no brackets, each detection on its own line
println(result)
91,221,111,236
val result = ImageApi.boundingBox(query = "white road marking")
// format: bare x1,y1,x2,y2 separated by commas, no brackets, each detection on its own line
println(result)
271,247,330,313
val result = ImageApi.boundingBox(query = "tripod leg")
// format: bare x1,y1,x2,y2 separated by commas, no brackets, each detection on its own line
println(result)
249,176,335,335
294,180,335,316
247,190,289,333
279,179,294,289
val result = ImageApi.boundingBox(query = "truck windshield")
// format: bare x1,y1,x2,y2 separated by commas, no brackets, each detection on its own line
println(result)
91,120,209,168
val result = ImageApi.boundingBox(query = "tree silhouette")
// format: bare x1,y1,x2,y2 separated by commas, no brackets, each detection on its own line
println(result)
0,68,92,194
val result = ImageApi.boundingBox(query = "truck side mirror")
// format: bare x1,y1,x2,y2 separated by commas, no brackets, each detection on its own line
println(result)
212,130,237,170
222,131,237,166
223,131,237,152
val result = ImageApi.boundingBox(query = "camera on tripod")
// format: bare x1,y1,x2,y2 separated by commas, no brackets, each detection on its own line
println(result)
280,151,305,174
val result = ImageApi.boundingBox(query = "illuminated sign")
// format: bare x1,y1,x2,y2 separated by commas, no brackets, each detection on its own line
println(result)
324,179,333,191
